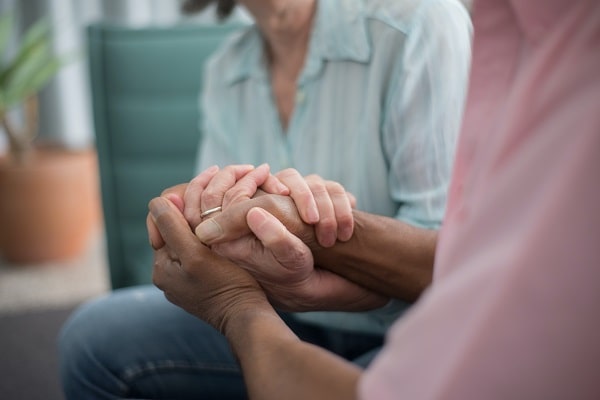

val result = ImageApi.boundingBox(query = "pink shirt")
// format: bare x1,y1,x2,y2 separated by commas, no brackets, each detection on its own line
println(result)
360,0,600,398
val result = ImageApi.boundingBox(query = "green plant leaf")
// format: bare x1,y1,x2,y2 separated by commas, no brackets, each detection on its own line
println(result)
23,57,62,96
4,40,52,94
4,50,68,106
21,17,51,48
0,17,52,87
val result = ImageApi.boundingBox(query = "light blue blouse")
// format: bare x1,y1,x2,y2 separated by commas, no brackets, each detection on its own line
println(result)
196,0,472,335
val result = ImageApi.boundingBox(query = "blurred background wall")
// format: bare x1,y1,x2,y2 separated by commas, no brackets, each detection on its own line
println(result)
0,0,470,155
0,0,249,154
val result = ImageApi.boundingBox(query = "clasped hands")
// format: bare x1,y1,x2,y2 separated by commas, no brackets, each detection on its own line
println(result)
147,164,387,334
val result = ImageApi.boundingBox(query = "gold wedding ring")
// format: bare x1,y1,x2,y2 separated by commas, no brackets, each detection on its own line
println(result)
200,206,223,219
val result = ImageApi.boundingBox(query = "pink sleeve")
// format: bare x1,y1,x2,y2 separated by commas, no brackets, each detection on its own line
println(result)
359,1,600,398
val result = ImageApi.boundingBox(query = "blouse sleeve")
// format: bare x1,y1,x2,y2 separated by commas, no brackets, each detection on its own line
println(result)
382,0,472,229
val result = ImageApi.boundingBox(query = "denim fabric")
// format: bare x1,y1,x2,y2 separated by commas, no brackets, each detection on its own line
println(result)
59,286,382,399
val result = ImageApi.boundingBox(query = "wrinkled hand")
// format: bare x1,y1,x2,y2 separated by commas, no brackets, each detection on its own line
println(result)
148,165,384,312
148,164,287,250
274,169,356,247
183,164,289,229
184,165,355,248
195,195,388,311
147,195,271,333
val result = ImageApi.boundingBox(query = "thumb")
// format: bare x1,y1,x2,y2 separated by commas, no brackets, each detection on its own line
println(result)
195,194,303,245
194,200,254,244
246,207,312,269
149,197,197,255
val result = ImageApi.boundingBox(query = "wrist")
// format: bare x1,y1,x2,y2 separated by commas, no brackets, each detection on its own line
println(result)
224,302,298,360
220,295,271,336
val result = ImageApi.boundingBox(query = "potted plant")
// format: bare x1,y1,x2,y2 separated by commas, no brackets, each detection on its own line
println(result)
0,14,100,264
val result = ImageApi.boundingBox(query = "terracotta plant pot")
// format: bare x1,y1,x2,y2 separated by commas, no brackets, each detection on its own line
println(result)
0,147,101,264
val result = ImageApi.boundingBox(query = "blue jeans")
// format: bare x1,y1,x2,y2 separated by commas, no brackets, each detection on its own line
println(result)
59,285,383,399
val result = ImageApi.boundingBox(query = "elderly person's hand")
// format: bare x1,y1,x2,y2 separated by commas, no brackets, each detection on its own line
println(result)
148,164,385,311
184,165,355,248
182,164,289,228
147,164,288,250
148,195,271,334
193,193,387,311
274,169,356,247
148,164,356,250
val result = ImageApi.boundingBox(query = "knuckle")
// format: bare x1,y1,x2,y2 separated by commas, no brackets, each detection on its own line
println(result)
276,168,300,179
309,182,328,196
186,180,204,197
222,165,238,174
319,216,338,231
326,181,346,196
223,184,252,206
152,267,163,289
337,212,354,226
222,190,239,206
201,187,223,207
304,173,324,183
224,164,251,179
189,174,205,186
287,246,311,266
296,186,314,199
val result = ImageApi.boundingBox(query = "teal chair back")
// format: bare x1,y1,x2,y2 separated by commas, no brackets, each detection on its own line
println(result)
87,22,242,289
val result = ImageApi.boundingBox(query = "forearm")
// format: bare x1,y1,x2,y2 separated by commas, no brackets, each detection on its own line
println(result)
194,196,437,302
314,210,437,302
225,306,361,400
149,195,362,399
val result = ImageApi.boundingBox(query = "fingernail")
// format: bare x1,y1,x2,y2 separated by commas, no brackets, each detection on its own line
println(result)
195,219,223,243
149,237,161,250
149,198,166,217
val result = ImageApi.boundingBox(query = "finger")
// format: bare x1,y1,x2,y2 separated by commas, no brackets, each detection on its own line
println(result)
147,213,164,250
201,164,254,212
326,181,354,242
195,194,301,245
151,245,172,292
305,175,337,247
149,197,200,258
195,201,253,245
275,168,319,224
162,182,190,199
260,174,290,196
183,165,220,228
165,193,185,213
346,191,357,209
246,207,313,269
222,164,286,207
